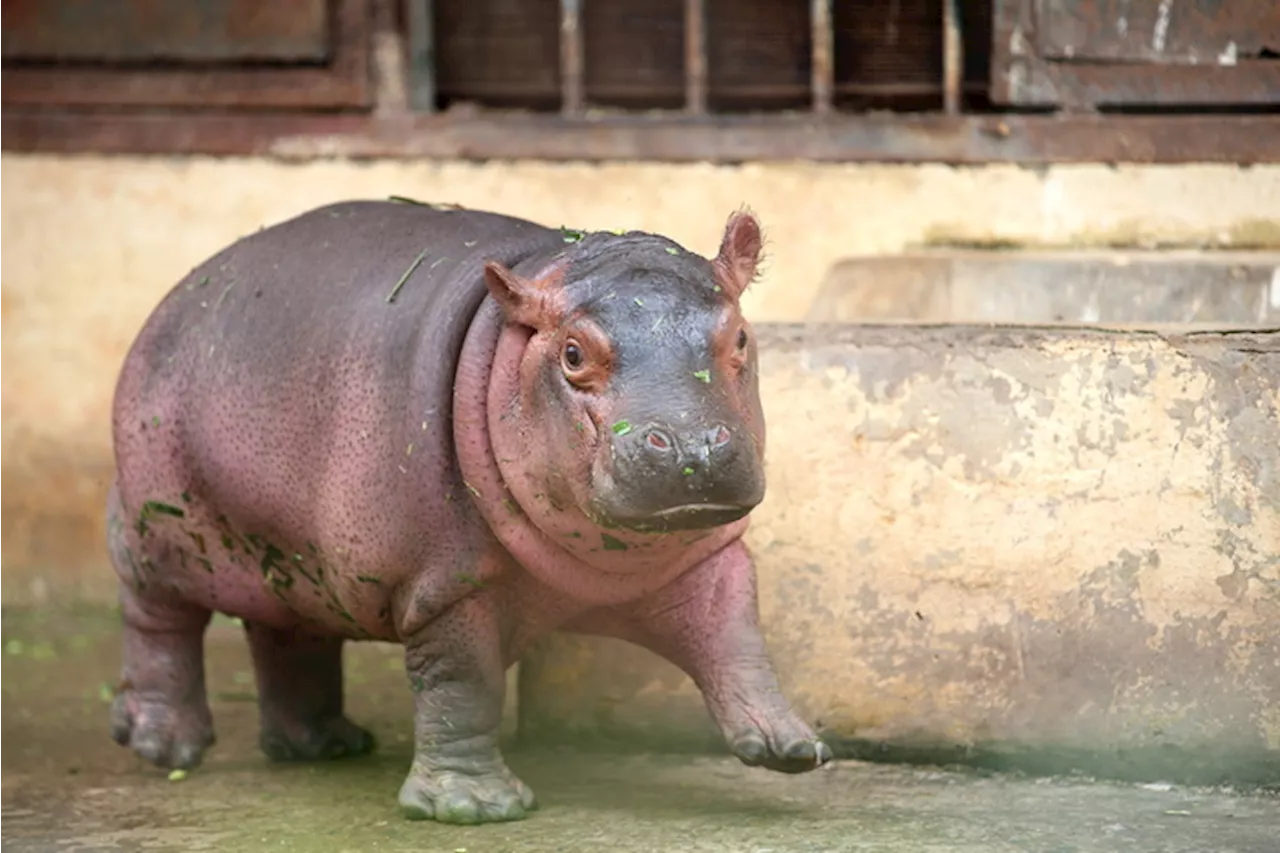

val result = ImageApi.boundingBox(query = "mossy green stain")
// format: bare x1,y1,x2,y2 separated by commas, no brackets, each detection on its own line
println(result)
601,534,629,551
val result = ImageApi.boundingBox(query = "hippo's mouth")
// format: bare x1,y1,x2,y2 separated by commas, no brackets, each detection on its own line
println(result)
611,502,755,533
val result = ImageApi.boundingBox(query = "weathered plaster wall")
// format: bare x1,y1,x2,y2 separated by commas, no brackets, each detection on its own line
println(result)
519,326,1280,781
3,155,1279,600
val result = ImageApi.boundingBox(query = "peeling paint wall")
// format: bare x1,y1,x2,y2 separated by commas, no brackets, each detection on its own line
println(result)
3,155,1279,599
520,327,1280,777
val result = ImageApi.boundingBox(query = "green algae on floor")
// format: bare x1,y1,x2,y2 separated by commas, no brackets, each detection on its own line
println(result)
4,605,1280,853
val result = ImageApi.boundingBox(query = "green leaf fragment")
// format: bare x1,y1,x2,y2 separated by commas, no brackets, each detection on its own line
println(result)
601,534,629,551
168,769,188,782
151,416,161,427
141,501,186,519
611,420,633,436
560,226,586,243
387,248,429,304
665,247,679,255
633,297,644,307
683,467,695,476
693,370,711,383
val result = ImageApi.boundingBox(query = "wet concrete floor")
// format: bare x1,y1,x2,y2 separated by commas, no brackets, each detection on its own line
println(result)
3,605,1278,852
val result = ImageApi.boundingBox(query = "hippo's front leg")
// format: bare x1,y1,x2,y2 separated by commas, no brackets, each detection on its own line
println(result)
614,540,832,773
396,589,535,825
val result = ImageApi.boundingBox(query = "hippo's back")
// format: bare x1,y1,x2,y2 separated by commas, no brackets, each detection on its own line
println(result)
111,201,562,603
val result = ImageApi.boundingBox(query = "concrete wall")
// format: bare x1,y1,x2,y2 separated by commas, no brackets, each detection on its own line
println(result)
3,155,1279,781
521,326,1280,783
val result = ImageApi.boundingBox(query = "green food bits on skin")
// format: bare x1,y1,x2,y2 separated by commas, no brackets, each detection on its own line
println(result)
151,416,161,427
561,227,586,243
601,534,629,551
665,247,679,255
141,501,185,519
168,769,188,782
683,467,695,476
693,370,711,383
713,284,722,293
633,297,644,307
612,420,633,436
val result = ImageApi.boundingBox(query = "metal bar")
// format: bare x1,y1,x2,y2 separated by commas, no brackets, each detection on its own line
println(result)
559,0,584,116
407,0,435,113
7,111,1280,165
684,0,708,114
942,0,964,114
810,0,834,114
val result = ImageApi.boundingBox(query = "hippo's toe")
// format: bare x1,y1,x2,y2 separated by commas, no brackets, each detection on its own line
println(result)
110,691,216,771
727,710,833,775
259,716,377,762
398,765,537,825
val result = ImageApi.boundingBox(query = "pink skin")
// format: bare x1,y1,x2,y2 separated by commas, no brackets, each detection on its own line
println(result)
105,201,827,827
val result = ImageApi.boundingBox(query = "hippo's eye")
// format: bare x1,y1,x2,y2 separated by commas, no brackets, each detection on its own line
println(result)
562,340,585,372
736,328,749,351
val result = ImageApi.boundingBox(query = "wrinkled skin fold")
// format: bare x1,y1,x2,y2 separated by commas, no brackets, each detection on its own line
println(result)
105,199,830,826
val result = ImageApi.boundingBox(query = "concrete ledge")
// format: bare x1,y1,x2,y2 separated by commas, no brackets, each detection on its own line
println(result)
518,324,1280,784
807,250,1280,325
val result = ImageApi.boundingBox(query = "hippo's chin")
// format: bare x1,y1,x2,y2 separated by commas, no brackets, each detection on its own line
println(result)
605,502,755,534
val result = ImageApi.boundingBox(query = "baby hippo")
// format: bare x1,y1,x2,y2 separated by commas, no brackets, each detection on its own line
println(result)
105,199,830,824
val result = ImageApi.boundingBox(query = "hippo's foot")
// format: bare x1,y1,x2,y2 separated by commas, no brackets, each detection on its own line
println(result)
243,621,375,763
398,763,537,824
260,716,376,762
107,487,217,771
724,705,832,775
110,688,216,770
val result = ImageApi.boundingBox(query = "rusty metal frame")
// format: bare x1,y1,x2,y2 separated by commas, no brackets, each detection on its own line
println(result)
0,0,372,110
989,0,1280,109
3,0,1279,164
4,109,1278,164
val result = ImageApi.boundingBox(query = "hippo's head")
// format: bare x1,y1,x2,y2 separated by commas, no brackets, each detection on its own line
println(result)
483,211,767,535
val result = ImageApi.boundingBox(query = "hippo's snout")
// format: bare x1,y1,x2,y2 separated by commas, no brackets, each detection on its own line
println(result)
598,420,765,533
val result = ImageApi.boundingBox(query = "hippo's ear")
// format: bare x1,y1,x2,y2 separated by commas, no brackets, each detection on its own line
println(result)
484,261,561,330
712,210,764,300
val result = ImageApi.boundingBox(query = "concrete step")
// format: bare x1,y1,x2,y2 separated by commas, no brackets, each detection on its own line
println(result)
807,250,1280,325
518,324,1280,785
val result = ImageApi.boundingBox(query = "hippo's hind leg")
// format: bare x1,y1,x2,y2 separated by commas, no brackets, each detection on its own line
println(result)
243,623,376,762
107,482,216,770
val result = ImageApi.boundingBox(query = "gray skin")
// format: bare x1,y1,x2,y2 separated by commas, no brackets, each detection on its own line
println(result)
105,199,830,825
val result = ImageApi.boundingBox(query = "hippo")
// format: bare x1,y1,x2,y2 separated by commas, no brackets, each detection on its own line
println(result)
105,199,831,824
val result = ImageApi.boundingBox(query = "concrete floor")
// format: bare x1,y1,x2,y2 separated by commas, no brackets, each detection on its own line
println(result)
3,606,1277,853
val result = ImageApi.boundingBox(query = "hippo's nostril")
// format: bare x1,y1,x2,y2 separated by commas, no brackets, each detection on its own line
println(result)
707,426,731,450
645,428,673,452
